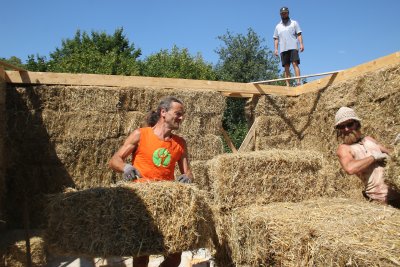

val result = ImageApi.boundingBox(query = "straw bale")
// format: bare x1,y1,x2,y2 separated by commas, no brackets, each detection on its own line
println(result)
122,111,146,135
178,115,223,136
386,144,400,189
53,137,124,188
9,86,124,112
39,110,124,140
2,236,47,267
123,87,226,116
226,198,400,267
183,134,224,161
209,150,323,210
46,182,215,258
254,94,290,117
209,150,365,210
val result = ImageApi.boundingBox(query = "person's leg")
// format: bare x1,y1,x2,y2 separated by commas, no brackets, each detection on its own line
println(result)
159,252,181,267
281,51,291,86
284,64,291,87
292,61,301,86
290,50,301,86
132,255,149,267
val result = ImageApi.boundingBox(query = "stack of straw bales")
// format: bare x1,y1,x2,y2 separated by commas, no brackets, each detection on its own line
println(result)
46,181,216,258
226,198,400,267
1,236,47,267
253,64,400,160
208,149,363,211
5,85,225,227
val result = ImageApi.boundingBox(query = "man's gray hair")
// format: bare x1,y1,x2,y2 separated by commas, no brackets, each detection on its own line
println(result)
146,96,183,127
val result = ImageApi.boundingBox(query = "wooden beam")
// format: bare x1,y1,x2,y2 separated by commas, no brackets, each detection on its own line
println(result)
238,117,258,152
251,70,342,84
295,51,400,95
220,127,238,153
4,70,295,97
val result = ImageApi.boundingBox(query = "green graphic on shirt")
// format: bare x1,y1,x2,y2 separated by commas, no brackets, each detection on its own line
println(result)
153,148,171,167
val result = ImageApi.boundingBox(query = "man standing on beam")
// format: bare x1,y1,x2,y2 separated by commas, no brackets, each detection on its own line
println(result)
273,6,304,87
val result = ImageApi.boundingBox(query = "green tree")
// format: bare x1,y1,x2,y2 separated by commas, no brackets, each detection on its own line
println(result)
141,45,216,80
215,28,280,150
45,28,141,75
26,54,48,72
0,56,25,70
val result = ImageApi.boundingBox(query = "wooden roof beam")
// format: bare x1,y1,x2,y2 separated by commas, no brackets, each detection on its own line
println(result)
4,70,295,97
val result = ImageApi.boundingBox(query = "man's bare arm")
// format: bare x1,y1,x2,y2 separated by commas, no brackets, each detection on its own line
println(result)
109,129,141,172
337,144,375,175
178,139,193,180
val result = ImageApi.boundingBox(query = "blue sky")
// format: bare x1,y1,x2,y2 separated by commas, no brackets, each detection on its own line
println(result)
2,0,400,80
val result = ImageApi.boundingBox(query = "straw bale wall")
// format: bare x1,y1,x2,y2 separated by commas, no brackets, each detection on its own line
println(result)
5,85,225,227
208,150,364,211
46,182,215,258
254,64,400,155
253,64,400,197
224,198,400,267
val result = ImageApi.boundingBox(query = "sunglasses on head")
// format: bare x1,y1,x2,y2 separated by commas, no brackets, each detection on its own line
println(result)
336,121,356,130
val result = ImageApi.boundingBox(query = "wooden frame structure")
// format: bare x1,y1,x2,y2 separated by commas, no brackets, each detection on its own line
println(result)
1,51,399,151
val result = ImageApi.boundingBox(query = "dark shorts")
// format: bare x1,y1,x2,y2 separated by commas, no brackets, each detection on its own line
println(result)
280,49,300,67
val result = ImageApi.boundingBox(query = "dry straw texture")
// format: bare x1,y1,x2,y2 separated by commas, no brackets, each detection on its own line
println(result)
254,64,400,161
2,236,47,267
5,85,225,227
175,160,212,192
208,150,363,210
226,198,400,267
387,143,400,189
46,181,215,258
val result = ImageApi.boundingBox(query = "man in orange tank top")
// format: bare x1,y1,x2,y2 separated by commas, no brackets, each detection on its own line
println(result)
109,96,193,267
334,106,399,207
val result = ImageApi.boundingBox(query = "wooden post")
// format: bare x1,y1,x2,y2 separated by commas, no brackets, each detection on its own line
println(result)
220,127,238,153
238,117,258,152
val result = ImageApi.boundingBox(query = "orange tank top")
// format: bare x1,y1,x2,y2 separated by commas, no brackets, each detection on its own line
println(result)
131,127,185,181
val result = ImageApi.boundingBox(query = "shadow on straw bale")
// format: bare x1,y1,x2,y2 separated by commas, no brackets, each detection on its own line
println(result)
1,233,46,267
5,86,75,228
5,84,226,229
226,198,400,267
46,182,216,258
253,64,400,162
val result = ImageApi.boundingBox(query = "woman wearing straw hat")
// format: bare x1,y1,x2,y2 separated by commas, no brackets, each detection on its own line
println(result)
334,106,399,207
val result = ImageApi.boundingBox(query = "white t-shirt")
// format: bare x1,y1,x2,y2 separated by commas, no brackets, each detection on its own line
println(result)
273,19,302,53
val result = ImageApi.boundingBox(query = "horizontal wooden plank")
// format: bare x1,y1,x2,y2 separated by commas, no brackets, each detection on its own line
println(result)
295,51,400,95
5,70,294,97
4,51,398,97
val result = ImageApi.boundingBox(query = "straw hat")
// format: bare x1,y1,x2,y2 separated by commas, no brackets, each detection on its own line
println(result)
334,107,361,126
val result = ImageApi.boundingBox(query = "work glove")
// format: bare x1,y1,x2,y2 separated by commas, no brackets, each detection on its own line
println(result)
177,174,192,184
123,164,141,181
371,151,389,163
